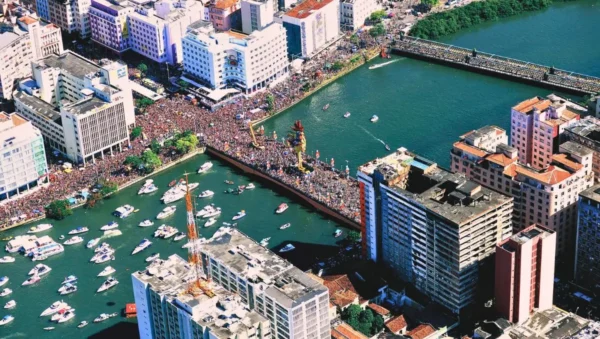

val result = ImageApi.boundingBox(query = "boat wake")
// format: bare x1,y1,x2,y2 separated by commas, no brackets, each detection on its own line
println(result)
368,59,399,70
2,333,28,338
358,125,386,146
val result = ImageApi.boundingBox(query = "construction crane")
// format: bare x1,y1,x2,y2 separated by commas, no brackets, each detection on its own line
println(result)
248,121,265,150
184,173,215,298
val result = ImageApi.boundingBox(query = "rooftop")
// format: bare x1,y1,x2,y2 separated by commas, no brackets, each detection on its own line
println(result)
13,91,62,124
579,183,600,203
0,31,21,50
36,51,100,79
500,224,555,251
406,324,436,339
332,323,369,339
565,116,600,144
64,96,110,115
285,0,336,19
368,303,390,317
385,315,408,334
201,227,328,308
211,0,239,10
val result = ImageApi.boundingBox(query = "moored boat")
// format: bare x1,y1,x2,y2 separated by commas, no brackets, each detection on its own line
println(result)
62,275,77,284
246,183,255,190
173,232,186,241
204,218,217,227
113,205,135,218
27,224,53,234
100,221,119,231
145,253,160,262
224,180,234,185
44,326,55,331
64,236,84,245
0,276,8,287
57,310,75,323
344,112,351,118
163,190,185,204
4,300,15,309
198,190,214,198
103,230,122,237
28,264,51,276
139,219,154,227
0,315,14,326
68,227,88,235
97,277,119,293
197,162,213,174
78,320,88,328
0,256,15,264
93,313,110,323
40,301,67,316
232,210,246,221
58,283,77,295
370,115,379,123
203,207,221,219
132,239,152,255
279,244,295,253
334,229,343,238
323,103,330,110
51,308,71,321
275,203,288,214
0,288,12,297
86,238,100,249
156,206,177,219
279,223,291,230
98,266,116,277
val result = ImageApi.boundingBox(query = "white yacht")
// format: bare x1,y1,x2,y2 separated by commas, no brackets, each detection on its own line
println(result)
139,219,154,227
138,179,155,195
153,225,167,238
198,190,214,198
0,256,15,263
62,275,77,284
370,115,379,123
246,183,256,190
30,243,64,261
145,253,160,262
40,301,67,316
162,227,178,239
197,162,213,174
28,264,51,276
344,112,351,118
103,230,122,238
113,205,135,218
22,275,41,286
139,184,158,195
98,266,116,277
279,244,295,253
204,218,217,227
173,232,186,242
68,227,88,235
132,239,152,255
57,310,75,323
0,276,7,287
51,308,72,321
279,223,291,230
64,236,84,245
196,205,215,218
94,313,110,323
0,315,14,326
275,203,289,214
86,238,100,249
5,235,37,253
100,221,119,231
156,206,177,219
58,283,77,295
0,288,12,297
78,320,89,328
97,277,119,293
180,182,199,192
3,300,15,309
27,224,53,234
94,243,112,253
260,237,271,244
93,253,114,264
163,190,185,204
232,210,246,221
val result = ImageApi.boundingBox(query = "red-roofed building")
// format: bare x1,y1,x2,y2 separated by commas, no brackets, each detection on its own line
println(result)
406,324,436,339
332,322,369,339
282,0,340,57
206,0,242,31
384,315,407,335
368,303,391,321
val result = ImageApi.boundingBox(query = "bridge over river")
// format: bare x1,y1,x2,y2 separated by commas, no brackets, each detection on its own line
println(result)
391,36,600,96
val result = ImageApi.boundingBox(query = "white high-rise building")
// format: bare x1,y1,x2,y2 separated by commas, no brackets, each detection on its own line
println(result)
241,0,274,34
48,0,92,37
0,112,48,202
89,0,133,53
128,0,203,65
132,254,271,339
282,0,339,58
182,20,289,94
339,0,381,31
13,51,134,164
200,227,331,339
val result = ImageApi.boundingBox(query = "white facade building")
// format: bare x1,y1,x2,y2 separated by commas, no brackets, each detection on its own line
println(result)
128,0,203,65
89,0,133,53
48,0,92,37
0,112,48,202
282,0,339,58
182,20,289,94
241,0,274,34
13,51,134,164
339,0,380,31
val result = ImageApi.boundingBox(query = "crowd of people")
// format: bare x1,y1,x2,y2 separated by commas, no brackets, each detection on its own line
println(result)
0,29,388,229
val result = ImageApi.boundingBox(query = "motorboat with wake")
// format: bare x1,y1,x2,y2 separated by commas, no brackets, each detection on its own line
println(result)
139,219,154,227
132,239,152,255
0,315,14,326
279,223,291,230
97,277,119,293
157,206,176,220
4,300,15,309
113,205,135,218
199,190,214,198
0,256,15,264
64,236,84,245
100,221,119,231
86,238,100,248
198,162,213,174
27,224,53,234
280,244,295,253
368,59,398,70
98,266,116,277
232,210,246,221
275,203,288,214
68,227,88,235
385,144,390,151
370,115,379,123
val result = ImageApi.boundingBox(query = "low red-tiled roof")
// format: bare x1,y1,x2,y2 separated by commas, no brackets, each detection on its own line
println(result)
368,303,390,316
453,141,487,158
331,289,358,308
332,323,369,339
212,0,239,10
285,0,336,19
515,164,572,185
552,153,583,171
385,315,407,334
486,153,516,167
407,324,436,339
513,97,551,114
323,274,359,308
19,16,38,25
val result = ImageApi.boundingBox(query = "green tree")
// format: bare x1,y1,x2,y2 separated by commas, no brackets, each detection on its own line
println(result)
371,314,385,334
99,180,118,197
331,61,346,71
350,34,359,45
45,200,73,220
141,149,162,173
266,93,275,111
177,79,190,89
369,23,386,37
124,155,143,169
370,9,387,22
347,230,361,242
85,191,103,209
150,139,162,154
344,305,362,320
131,126,143,140
175,134,198,154
138,63,148,75
421,0,438,9
136,98,154,109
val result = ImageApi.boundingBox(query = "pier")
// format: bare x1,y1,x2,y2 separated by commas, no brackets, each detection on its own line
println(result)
391,37,600,96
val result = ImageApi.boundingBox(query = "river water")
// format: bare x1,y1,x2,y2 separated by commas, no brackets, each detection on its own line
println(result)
1,1,600,338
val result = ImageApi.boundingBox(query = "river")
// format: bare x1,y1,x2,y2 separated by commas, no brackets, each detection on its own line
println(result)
1,1,599,338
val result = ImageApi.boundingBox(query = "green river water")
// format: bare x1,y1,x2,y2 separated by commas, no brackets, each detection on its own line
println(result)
1,1,600,338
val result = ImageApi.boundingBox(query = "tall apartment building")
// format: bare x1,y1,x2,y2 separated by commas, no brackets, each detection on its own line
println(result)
182,20,289,94
0,15,63,100
451,126,594,261
132,254,271,339
89,0,133,53
282,0,339,58
495,225,556,324
36,0,51,21
127,0,203,65
575,185,600,287
200,227,331,339
510,96,582,169
13,51,134,164
339,0,380,31
0,112,48,201
47,0,92,37
564,116,600,181
241,0,274,34
357,147,514,314
205,0,242,31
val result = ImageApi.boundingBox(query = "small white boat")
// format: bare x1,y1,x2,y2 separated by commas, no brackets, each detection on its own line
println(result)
260,237,271,244
279,223,291,230
280,244,295,253
195,204,214,218
163,227,178,239
59,235,65,240
385,144,390,151
51,308,71,321
0,288,12,297
181,182,199,192
370,115,379,123
57,310,75,323
94,313,110,323
0,256,15,264
64,236,84,245
86,238,100,248
62,275,77,284
28,263,51,276
323,103,330,111
139,184,158,194
97,277,119,293
246,183,256,190
173,232,186,242
93,254,114,264
113,205,135,218
0,276,8,287
98,266,116,277
138,179,156,195
94,243,112,253
132,239,152,255
78,320,88,328
334,229,343,238
139,219,154,227
145,253,160,262
100,221,119,231
344,112,351,118
163,190,185,204
0,315,14,326
198,162,213,174
275,203,288,214
27,224,53,234
103,230,122,237
44,326,55,331
68,227,88,235
203,207,222,219
198,190,214,198
232,210,246,221
41,301,67,317
3,300,15,309
58,283,77,295
204,218,217,227
156,206,177,219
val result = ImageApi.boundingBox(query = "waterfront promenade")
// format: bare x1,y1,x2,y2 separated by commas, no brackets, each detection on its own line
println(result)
391,36,600,95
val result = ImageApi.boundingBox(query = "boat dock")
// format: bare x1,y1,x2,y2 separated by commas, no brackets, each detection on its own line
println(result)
391,37,600,96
